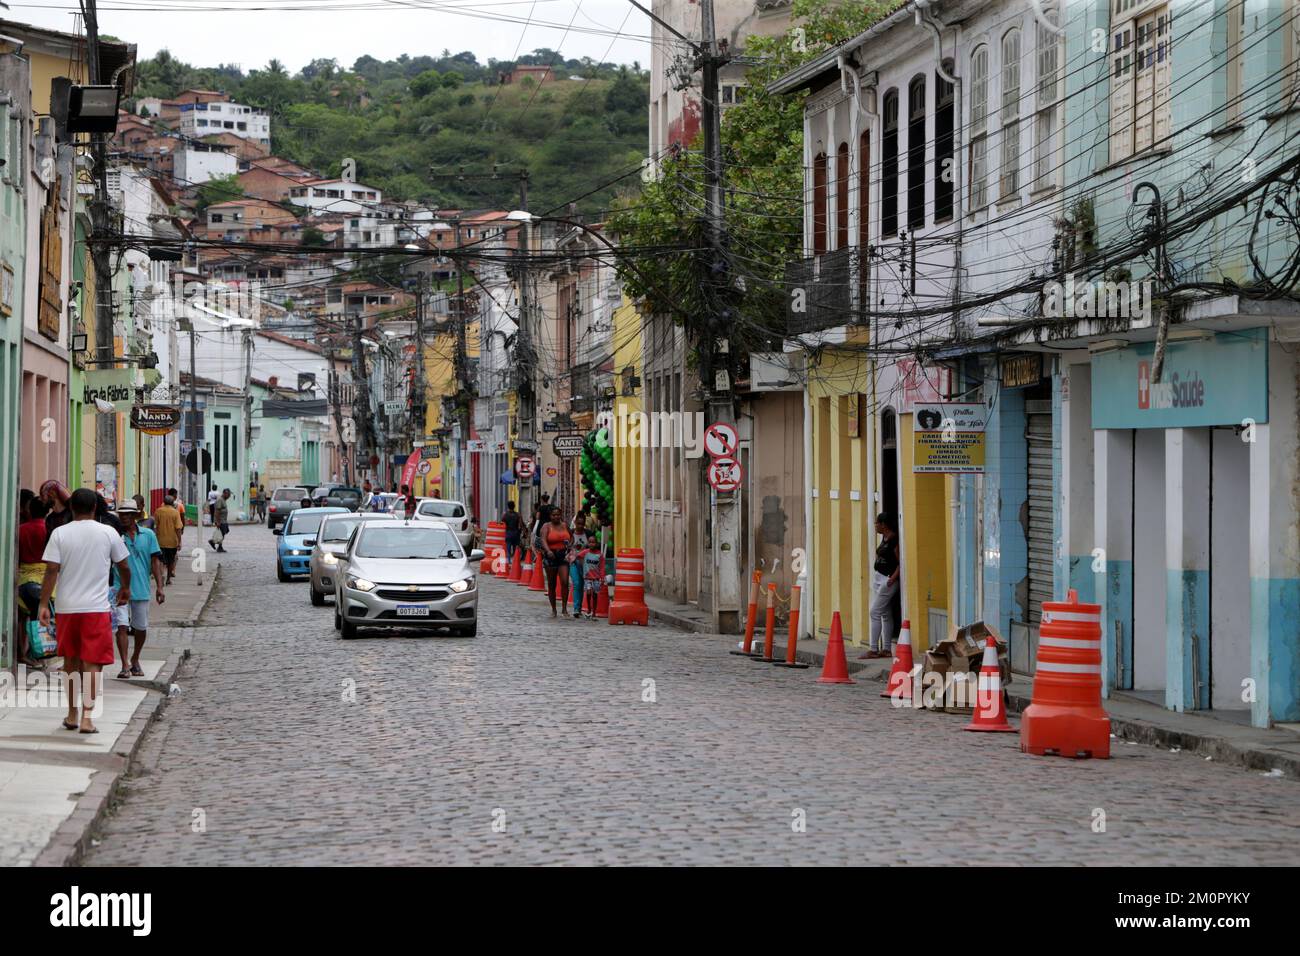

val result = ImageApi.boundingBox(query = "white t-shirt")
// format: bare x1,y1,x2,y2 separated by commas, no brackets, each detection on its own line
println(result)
41,520,130,614
207,490,219,506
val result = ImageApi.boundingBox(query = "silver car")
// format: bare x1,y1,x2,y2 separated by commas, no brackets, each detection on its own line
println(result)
412,498,473,548
310,512,399,606
333,520,485,639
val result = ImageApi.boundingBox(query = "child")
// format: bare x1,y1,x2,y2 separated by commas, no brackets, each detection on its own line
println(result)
581,544,603,619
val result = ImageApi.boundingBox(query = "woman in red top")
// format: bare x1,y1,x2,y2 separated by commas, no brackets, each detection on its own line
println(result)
541,509,572,617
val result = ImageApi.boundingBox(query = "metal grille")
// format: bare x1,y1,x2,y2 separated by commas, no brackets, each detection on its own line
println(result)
1025,405,1054,625
784,247,858,336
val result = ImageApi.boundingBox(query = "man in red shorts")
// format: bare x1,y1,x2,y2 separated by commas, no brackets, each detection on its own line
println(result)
37,488,132,734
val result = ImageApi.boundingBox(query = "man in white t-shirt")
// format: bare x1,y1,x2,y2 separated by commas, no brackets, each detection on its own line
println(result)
38,488,132,735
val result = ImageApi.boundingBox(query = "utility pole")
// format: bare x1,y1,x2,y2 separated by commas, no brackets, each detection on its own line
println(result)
85,0,120,498
188,323,198,511
350,311,366,486
698,0,740,633
515,169,534,523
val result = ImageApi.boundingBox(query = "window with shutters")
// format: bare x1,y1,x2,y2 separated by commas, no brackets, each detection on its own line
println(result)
969,45,989,210
1000,28,1022,199
836,142,849,249
1110,1,1171,162
858,130,870,307
1224,0,1246,125
907,75,926,229
1034,11,1063,189
881,90,900,238
813,151,828,255
935,65,954,221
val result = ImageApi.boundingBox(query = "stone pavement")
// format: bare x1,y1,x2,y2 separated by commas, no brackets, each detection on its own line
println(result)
75,522,1300,866
0,545,217,867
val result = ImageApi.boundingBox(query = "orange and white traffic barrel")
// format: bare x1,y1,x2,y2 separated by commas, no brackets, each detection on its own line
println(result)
607,548,649,626
482,521,506,574
1020,589,1110,759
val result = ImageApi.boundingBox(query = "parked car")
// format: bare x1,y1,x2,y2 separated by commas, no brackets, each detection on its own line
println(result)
333,520,484,639
275,506,348,581
412,498,473,548
266,486,309,530
309,512,398,605
311,484,363,511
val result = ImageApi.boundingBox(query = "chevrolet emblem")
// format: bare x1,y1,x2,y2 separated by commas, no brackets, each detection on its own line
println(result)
407,585,421,592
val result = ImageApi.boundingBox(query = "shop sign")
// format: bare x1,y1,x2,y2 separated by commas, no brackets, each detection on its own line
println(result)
130,404,182,435
912,403,987,474
553,434,584,458
1000,353,1042,389
1091,327,1268,429
84,368,136,412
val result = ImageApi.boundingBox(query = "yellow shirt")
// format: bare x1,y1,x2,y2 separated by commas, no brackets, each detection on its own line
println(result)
153,505,184,549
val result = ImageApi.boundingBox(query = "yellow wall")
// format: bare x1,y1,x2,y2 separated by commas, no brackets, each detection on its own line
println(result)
807,348,873,643
417,330,457,496
28,49,89,114
611,296,642,550
898,414,950,653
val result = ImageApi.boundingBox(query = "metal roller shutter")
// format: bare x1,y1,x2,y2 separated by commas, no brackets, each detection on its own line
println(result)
1025,402,1054,624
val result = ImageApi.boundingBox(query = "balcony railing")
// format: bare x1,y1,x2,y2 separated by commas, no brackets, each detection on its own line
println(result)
784,246,865,337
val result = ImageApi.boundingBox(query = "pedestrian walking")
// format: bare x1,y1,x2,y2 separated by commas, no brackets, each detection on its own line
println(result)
501,500,523,567
253,484,267,522
209,489,231,552
400,484,417,520
864,512,901,659
111,503,165,679
580,537,603,619
568,512,590,616
207,483,219,526
36,488,132,735
540,508,572,618
132,493,152,530
40,480,72,536
153,494,184,584
16,497,49,667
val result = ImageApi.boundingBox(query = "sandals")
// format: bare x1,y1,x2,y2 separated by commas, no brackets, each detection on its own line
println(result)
79,727,99,735
130,664,144,677
61,719,79,731
116,669,132,679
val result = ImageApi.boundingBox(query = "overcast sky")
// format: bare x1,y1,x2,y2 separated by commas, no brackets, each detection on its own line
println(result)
8,0,653,73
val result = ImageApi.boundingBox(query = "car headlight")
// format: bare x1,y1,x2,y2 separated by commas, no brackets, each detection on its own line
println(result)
449,577,474,593
346,575,377,592
322,552,338,565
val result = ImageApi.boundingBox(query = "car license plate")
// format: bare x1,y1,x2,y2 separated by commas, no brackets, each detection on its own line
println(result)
396,605,430,617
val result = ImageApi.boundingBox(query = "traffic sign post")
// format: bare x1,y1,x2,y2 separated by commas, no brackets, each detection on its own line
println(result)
704,422,739,459
515,456,535,479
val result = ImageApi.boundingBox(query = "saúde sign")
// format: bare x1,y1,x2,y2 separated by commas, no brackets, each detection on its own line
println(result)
130,404,182,436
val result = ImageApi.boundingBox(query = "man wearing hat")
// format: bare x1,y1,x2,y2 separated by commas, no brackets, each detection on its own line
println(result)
111,501,165,680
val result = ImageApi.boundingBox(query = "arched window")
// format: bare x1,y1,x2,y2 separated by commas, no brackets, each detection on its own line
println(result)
935,63,955,221
881,90,900,238
970,44,989,209
813,151,828,255
907,75,926,229
1000,28,1022,199
836,142,850,249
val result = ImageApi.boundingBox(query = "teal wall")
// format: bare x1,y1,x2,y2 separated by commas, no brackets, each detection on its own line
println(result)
1,96,27,667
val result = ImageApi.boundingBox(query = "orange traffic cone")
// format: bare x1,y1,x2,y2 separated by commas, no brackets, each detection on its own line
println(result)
964,636,1015,733
518,549,534,586
507,547,522,582
528,551,546,591
817,612,854,684
880,620,915,701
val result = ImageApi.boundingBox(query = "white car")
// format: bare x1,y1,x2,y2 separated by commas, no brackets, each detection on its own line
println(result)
412,498,473,548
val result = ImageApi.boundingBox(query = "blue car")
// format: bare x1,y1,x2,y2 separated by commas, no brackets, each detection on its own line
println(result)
275,507,348,582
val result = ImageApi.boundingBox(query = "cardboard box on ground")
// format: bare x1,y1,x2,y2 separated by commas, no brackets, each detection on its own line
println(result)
920,621,1011,714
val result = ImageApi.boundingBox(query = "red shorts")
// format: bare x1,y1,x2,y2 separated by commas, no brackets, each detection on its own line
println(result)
55,611,115,666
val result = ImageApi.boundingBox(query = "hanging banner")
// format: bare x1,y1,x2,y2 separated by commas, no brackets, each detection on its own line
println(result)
912,403,988,473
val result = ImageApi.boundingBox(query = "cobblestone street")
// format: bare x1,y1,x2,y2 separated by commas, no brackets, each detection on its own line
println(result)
82,525,1300,866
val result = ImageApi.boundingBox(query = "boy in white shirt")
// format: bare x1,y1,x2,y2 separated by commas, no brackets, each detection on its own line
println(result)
37,488,132,734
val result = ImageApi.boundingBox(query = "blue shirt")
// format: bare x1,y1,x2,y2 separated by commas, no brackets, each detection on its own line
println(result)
112,527,161,601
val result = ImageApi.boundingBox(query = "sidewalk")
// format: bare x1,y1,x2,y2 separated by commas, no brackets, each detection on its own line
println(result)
0,556,219,867
645,592,1300,779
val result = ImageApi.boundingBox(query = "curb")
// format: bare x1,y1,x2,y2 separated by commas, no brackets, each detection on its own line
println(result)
31,565,221,867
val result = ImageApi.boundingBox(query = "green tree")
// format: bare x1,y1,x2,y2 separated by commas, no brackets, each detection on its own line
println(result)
195,174,243,212
410,70,442,97
608,0,899,377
